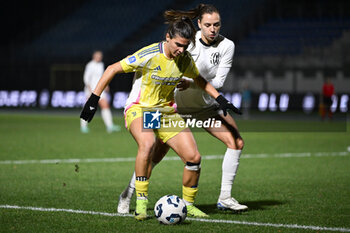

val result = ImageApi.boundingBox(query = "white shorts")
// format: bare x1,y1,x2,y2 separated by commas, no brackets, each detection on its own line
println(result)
177,105,224,120
174,85,221,120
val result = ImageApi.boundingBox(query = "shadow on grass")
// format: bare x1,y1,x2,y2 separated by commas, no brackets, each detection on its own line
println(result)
241,200,286,210
195,200,286,214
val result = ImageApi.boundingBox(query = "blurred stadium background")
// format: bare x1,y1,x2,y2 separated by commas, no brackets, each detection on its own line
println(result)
1,0,349,115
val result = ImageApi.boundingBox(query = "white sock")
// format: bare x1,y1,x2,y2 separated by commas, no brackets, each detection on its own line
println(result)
125,172,136,199
129,172,136,189
219,148,242,200
80,119,88,128
101,108,114,129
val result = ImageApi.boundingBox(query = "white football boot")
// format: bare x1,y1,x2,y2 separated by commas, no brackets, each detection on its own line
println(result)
117,186,134,214
217,197,248,211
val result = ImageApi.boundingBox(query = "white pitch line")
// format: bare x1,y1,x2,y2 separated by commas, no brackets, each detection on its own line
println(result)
0,151,348,165
0,204,132,217
187,217,350,232
1,205,349,232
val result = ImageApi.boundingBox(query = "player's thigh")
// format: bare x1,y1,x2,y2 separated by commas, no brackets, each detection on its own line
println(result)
151,138,170,164
125,105,155,149
129,117,155,153
166,128,200,163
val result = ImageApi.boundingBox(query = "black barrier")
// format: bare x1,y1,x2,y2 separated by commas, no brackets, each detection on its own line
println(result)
0,90,349,113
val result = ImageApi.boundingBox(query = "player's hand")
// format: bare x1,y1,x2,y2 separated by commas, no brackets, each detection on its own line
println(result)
80,93,100,122
177,79,190,91
215,95,242,116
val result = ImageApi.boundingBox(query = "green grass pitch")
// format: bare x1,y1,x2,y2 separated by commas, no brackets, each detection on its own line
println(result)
0,112,349,232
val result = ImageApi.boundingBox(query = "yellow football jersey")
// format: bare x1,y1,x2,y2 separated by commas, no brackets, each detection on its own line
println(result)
120,42,199,110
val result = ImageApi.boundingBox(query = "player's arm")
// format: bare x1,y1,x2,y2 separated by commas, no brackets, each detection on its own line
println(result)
80,50,144,122
209,67,231,89
209,41,235,89
80,61,124,122
194,75,219,98
93,62,123,96
178,66,230,91
194,75,241,116
177,77,192,91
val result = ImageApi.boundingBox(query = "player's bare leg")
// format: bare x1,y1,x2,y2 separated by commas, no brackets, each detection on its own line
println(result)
127,117,156,220
205,114,248,212
118,139,169,214
98,98,120,133
166,128,208,217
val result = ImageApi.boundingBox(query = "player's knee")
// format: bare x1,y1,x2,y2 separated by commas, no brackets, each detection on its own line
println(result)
223,135,244,150
223,136,236,149
138,141,154,155
98,99,109,109
236,138,244,150
185,161,201,171
185,150,201,164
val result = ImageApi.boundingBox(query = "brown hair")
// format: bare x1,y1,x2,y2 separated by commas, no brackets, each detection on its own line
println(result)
163,4,220,45
164,11,197,44
196,4,219,21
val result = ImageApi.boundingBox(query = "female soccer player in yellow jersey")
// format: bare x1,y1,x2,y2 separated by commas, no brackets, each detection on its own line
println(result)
118,4,248,214
80,8,241,220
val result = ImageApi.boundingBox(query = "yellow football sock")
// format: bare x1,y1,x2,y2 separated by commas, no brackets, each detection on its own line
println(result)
135,180,149,199
182,185,198,204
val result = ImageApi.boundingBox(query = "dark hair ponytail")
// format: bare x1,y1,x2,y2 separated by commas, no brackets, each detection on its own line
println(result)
164,10,198,45
163,4,220,44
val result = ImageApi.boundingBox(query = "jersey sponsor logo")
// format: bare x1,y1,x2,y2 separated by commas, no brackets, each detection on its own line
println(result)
151,75,180,86
128,56,136,64
210,52,220,66
154,65,161,71
143,110,161,129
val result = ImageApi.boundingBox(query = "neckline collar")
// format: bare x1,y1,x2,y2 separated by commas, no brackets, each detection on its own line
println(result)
162,42,172,60
199,38,217,47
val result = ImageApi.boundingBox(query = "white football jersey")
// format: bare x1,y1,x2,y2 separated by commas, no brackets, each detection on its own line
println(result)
83,60,104,91
175,31,235,112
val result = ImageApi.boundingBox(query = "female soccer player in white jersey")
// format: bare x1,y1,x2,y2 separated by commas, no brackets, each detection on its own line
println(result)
80,8,241,220
80,50,120,133
118,4,247,214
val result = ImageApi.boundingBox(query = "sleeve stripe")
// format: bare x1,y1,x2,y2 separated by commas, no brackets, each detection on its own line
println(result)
138,48,160,58
138,44,159,57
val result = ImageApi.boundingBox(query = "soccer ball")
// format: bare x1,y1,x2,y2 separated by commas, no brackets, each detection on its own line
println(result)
154,195,187,224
